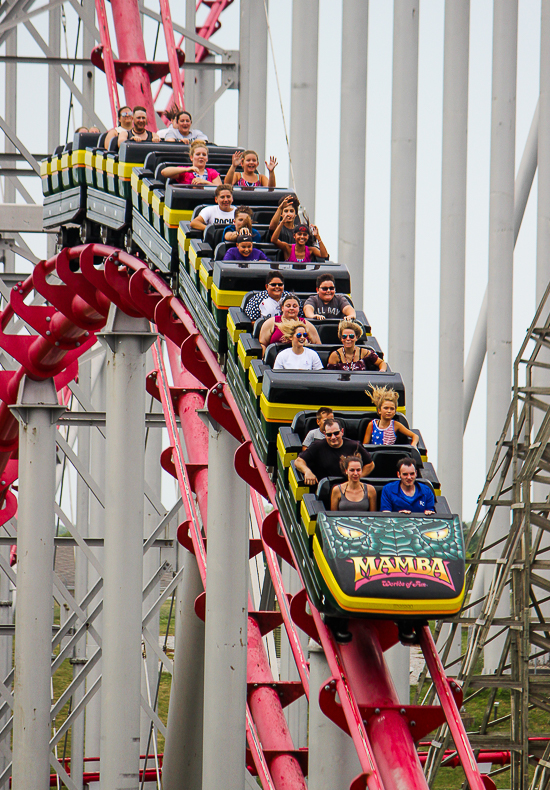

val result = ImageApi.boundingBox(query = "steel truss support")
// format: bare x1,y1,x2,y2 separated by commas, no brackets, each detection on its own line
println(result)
201,421,248,790
10,377,65,789
308,640,360,789
98,307,155,788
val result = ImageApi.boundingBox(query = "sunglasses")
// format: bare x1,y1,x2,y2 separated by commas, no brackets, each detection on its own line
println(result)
325,430,342,437
121,111,133,117
341,333,356,339
295,332,308,339
319,286,335,291
269,282,284,287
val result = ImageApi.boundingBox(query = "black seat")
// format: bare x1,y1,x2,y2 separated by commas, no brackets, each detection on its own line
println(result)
214,241,283,261
369,446,422,477
204,224,230,249
292,410,411,443
316,477,396,511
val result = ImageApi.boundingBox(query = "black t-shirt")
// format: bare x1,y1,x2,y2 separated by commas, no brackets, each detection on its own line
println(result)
298,437,372,480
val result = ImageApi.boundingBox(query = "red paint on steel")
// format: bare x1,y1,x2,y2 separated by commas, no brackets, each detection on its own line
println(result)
418,623,496,790
247,617,308,789
94,0,120,125
109,0,156,127
0,244,492,789
158,0,185,109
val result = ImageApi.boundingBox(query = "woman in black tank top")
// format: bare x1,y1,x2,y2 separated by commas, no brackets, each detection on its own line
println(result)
330,454,376,512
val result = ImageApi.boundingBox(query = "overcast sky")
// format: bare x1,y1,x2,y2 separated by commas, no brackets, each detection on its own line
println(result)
2,0,543,520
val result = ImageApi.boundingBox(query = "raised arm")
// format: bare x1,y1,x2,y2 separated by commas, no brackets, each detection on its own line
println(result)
271,221,291,255
265,156,278,188
224,151,242,185
309,226,329,258
269,197,287,232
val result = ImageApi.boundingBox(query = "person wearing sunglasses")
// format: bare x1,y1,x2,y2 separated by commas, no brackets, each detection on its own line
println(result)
327,320,387,372
303,274,356,320
273,320,323,370
104,106,133,148
295,418,374,486
244,272,290,322
380,458,435,514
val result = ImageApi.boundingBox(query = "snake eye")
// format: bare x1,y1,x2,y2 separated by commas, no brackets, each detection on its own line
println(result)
423,527,450,541
337,525,364,540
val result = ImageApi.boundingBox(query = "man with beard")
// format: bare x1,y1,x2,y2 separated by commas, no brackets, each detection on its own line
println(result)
118,106,159,145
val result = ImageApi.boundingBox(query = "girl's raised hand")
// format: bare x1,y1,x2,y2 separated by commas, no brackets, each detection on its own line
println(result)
232,150,243,167
266,156,278,172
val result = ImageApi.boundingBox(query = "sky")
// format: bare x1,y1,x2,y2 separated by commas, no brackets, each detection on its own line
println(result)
1,0,544,520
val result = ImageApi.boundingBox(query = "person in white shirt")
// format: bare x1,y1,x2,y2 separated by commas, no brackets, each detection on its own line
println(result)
274,320,323,371
189,185,235,230
165,110,208,144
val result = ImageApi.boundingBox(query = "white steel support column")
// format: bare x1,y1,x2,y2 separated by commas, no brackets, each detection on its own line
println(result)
48,6,60,150
48,6,61,259
85,353,106,759
338,0,368,308
308,641,360,789
485,0,517,674
196,55,216,142
99,307,155,788
72,360,92,790
290,0,319,216
11,377,65,789
3,28,16,273
201,422,248,790
280,564,308,746
388,0,419,420
162,549,205,790
141,391,162,752
81,1,96,129
437,0,470,517
238,0,268,164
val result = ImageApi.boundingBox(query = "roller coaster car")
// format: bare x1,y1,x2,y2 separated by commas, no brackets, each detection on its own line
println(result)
311,508,464,618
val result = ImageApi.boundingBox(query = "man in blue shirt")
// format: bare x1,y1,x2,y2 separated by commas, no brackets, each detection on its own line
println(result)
380,458,435,514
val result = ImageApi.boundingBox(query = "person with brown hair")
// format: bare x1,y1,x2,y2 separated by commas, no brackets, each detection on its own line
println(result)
222,206,261,242
165,110,208,144
161,140,222,186
224,149,278,187
118,106,159,145
330,454,377,512
327,320,386,371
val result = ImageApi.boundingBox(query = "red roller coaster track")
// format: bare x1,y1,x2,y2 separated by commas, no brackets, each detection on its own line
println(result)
0,244,493,790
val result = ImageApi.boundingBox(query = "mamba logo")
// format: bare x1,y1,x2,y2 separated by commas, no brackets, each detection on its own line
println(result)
351,555,455,591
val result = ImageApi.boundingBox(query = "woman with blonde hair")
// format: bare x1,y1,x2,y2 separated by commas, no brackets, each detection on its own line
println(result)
224,149,278,187
363,386,418,446
327,320,387,372
273,319,323,370
161,140,222,186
